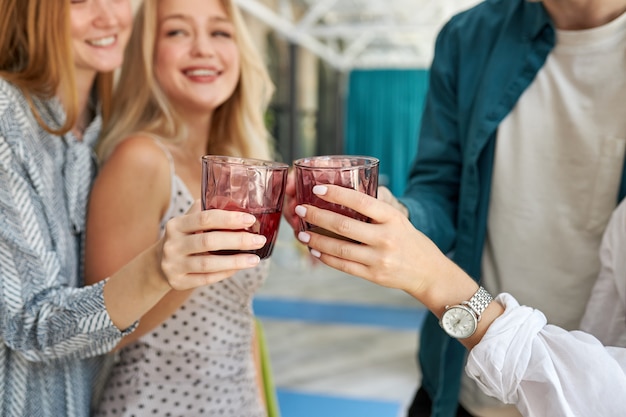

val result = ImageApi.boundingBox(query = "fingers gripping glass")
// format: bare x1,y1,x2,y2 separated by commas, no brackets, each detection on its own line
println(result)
201,155,289,259
294,155,379,242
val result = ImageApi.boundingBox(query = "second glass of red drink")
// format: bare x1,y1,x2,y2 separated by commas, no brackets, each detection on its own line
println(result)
201,155,289,259
294,155,379,242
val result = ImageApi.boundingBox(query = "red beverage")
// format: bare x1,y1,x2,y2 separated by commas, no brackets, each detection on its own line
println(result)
296,192,371,242
294,155,379,242
201,155,288,260
207,206,282,259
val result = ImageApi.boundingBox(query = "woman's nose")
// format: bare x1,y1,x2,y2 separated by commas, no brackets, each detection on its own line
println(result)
191,34,216,57
91,0,122,28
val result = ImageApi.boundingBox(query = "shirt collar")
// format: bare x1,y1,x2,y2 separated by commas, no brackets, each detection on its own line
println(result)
523,1,555,41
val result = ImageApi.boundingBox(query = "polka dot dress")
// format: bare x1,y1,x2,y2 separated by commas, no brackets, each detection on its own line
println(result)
95,145,269,417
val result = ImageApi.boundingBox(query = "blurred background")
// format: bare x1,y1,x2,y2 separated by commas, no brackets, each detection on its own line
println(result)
130,1,481,416
233,0,480,196
233,2,481,416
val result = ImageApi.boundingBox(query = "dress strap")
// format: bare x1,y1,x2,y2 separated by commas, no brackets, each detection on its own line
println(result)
149,137,179,235
150,137,177,180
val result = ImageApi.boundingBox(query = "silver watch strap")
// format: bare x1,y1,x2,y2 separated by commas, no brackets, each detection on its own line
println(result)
466,286,493,320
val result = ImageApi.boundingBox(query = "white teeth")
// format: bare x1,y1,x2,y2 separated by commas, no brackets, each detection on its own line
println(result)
185,69,218,77
87,36,115,47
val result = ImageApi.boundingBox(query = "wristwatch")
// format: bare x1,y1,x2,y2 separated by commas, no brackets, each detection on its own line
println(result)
439,286,493,339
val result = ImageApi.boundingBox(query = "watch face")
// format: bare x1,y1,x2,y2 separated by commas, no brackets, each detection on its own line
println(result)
440,305,477,339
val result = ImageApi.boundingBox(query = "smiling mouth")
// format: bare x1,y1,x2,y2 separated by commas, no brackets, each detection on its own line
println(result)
184,69,219,77
87,36,116,47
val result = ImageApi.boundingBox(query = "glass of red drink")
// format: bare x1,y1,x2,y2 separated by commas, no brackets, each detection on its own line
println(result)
201,155,289,259
294,155,379,242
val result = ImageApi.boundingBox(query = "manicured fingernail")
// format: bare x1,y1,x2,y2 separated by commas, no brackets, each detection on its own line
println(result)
310,249,321,258
295,205,307,217
253,235,267,245
312,185,328,195
247,255,260,265
242,213,256,225
298,231,311,243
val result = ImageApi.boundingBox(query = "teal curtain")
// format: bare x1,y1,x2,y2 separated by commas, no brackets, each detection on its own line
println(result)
344,69,428,196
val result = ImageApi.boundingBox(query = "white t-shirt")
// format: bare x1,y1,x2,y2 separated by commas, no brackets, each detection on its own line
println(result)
462,11,626,416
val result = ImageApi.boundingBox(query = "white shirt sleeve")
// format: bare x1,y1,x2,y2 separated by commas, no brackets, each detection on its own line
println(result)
580,198,626,347
466,293,626,417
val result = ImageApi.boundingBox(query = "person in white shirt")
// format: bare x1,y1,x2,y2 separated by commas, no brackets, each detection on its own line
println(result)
291,184,626,417
580,198,626,347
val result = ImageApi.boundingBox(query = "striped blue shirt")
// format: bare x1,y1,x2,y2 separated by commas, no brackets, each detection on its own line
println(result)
0,78,129,416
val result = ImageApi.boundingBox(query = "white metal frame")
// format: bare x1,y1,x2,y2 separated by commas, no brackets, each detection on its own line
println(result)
235,0,481,71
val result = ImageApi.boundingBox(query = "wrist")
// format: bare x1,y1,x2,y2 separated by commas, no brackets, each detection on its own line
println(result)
440,286,493,339
103,244,171,331
410,256,481,319
147,240,175,293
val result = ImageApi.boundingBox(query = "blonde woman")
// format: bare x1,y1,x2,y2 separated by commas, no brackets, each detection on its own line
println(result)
0,0,265,416
86,0,276,415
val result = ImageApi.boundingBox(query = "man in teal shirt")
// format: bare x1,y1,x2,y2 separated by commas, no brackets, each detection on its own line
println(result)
395,0,626,416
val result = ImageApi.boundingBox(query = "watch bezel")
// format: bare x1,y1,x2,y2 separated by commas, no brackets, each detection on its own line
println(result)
440,303,478,339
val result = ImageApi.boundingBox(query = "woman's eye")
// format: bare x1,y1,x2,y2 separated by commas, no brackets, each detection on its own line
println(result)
166,29,187,37
213,31,232,38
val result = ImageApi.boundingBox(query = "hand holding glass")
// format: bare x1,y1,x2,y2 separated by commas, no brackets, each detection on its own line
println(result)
294,155,379,241
201,155,288,259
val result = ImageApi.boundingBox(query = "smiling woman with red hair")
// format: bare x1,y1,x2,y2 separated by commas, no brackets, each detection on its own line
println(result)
0,1,265,415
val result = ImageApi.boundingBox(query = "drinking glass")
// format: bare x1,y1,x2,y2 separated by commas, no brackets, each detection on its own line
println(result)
294,155,379,241
201,155,289,259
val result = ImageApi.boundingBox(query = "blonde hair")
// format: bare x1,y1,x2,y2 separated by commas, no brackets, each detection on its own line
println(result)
98,0,275,161
0,0,114,135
